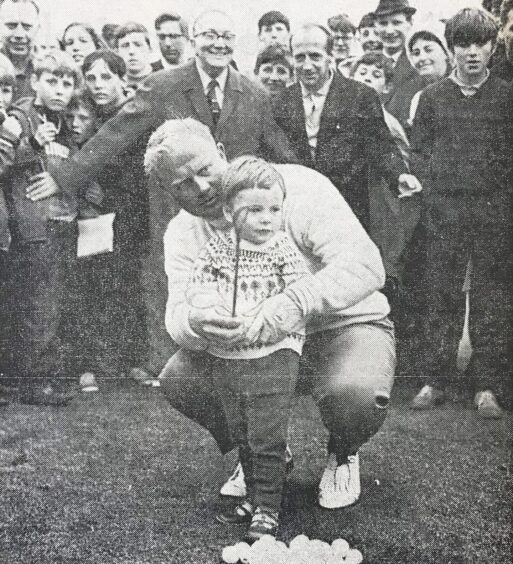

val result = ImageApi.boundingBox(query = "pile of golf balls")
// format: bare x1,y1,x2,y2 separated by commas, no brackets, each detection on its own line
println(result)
221,535,363,563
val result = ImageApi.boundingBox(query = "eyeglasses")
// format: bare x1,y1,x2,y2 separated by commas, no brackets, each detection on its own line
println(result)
157,33,184,40
194,30,236,42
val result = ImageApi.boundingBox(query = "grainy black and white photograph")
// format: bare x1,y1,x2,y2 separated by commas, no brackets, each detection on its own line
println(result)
0,0,511,561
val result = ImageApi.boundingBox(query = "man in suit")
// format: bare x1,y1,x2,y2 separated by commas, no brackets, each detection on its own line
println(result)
152,12,189,71
273,23,417,232
373,0,417,106
26,9,295,383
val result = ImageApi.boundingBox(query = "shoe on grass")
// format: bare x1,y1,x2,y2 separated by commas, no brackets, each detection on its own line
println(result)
79,372,99,393
410,385,445,410
474,390,504,419
220,445,294,498
0,396,8,406
246,508,279,542
215,500,254,525
318,452,361,509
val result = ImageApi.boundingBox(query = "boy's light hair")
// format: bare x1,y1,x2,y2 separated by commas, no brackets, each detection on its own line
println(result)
445,8,498,52
144,118,216,177
222,155,286,209
0,53,16,86
33,51,81,86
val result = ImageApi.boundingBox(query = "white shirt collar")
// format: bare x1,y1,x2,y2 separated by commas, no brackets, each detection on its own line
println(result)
450,68,490,95
195,59,229,93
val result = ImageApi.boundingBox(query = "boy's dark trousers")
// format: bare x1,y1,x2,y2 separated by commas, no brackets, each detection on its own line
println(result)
7,220,77,391
419,193,513,400
213,349,299,514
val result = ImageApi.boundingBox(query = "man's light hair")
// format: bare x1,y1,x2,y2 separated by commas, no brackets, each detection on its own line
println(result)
144,118,216,176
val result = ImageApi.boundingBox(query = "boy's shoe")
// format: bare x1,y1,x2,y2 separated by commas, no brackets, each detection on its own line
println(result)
215,500,254,525
410,385,445,410
246,508,279,542
19,385,75,406
220,445,294,498
0,396,8,406
474,390,504,419
318,452,360,509
79,372,99,393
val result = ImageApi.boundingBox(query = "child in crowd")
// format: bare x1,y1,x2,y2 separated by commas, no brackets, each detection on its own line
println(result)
357,12,383,54
0,53,21,402
0,52,81,405
163,156,308,541
410,8,512,418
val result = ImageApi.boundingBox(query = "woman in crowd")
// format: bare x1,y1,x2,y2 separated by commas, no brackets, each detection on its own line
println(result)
61,22,105,68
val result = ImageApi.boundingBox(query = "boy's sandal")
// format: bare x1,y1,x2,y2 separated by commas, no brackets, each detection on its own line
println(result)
246,508,279,542
215,501,254,524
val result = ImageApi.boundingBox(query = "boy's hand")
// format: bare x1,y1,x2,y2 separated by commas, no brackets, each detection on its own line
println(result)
26,172,61,201
398,174,422,198
34,121,57,146
2,115,22,139
188,306,247,347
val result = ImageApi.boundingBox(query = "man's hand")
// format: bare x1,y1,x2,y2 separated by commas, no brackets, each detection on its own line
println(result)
245,293,304,345
34,121,57,146
26,172,61,201
398,173,422,199
188,305,247,347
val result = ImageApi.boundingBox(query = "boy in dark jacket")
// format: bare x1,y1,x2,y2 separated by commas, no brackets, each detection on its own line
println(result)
1,52,81,405
409,9,513,418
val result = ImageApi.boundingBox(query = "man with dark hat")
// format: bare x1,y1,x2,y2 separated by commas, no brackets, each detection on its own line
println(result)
373,0,417,103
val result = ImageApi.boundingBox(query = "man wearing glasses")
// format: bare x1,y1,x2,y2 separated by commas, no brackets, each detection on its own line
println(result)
152,12,189,71
26,9,296,386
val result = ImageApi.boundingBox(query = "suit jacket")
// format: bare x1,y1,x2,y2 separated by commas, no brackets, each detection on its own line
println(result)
151,60,165,72
51,59,295,197
273,73,406,229
383,50,418,107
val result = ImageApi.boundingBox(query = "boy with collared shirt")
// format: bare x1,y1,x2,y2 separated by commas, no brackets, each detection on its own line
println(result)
1,51,81,405
410,8,513,418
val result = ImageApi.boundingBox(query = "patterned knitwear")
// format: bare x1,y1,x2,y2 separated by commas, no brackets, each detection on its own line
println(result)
188,229,309,359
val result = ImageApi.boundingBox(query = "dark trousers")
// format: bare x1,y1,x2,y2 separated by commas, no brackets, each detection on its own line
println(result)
160,320,396,478
7,221,77,389
419,195,513,399
66,244,148,379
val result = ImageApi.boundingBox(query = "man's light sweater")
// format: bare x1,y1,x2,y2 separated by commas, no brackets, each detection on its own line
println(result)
164,164,390,351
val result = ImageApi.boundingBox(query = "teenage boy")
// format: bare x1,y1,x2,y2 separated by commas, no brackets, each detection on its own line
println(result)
373,0,417,104
0,52,22,400
115,22,154,93
1,52,80,405
152,12,188,71
257,11,290,52
327,14,359,77
254,45,292,102
358,13,383,54
410,8,513,418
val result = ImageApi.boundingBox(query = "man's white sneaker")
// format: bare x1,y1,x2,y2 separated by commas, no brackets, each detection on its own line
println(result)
220,445,294,498
318,452,361,509
474,390,504,419
220,462,246,497
79,372,99,393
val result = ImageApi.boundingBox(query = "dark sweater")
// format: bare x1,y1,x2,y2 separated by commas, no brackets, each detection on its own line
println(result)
410,75,512,202
490,57,513,83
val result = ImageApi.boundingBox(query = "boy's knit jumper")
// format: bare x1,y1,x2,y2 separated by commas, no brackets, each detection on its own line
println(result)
188,230,309,359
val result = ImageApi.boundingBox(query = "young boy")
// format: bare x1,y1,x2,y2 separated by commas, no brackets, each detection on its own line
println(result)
162,156,308,542
254,45,292,103
1,52,81,405
410,8,512,418
0,53,21,402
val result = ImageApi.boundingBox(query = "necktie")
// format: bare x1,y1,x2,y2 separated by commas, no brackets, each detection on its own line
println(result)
207,79,221,127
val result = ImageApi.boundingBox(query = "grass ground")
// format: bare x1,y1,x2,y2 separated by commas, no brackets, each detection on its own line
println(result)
0,382,511,564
